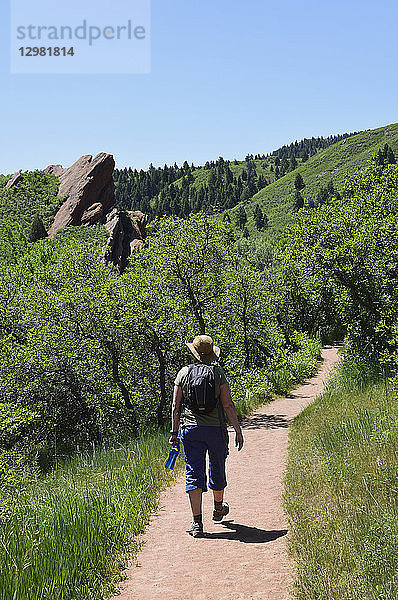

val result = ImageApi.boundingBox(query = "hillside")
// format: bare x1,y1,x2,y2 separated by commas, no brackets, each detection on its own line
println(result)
241,122,398,236
113,132,354,217
114,123,398,242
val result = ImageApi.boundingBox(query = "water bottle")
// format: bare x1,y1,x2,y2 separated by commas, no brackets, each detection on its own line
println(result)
165,442,180,470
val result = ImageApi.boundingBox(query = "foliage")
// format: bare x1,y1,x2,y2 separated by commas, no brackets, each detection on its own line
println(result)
245,122,398,236
231,332,321,419
29,213,48,242
0,211,320,472
114,132,355,220
283,161,398,364
0,171,63,231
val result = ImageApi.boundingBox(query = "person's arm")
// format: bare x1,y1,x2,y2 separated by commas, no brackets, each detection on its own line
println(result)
220,382,244,451
169,384,182,444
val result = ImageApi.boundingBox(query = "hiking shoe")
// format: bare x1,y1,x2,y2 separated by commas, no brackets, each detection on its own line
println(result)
187,521,204,538
212,501,230,522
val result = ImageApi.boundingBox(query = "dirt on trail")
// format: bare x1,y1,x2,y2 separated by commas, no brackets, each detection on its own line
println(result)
114,346,340,600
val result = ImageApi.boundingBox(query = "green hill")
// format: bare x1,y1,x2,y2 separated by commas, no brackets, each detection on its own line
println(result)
114,132,354,217
240,123,398,236
114,123,398,242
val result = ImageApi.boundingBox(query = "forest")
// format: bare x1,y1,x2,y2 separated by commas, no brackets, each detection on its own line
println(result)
1,124,398,599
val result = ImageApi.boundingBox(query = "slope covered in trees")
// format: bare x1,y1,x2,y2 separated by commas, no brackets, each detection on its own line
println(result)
114,124,398,240
113,132,354,218
242,123,398,235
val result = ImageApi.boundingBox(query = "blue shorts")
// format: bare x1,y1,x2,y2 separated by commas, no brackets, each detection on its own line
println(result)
180,426,229,493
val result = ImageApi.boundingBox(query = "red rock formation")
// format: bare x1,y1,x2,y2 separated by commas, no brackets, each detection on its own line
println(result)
6,170,23,189
43,165,65,177
48,153,115,237
81,202,104,225
101,209,147,273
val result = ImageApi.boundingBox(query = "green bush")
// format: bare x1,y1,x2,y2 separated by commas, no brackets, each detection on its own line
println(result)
232,333,321,418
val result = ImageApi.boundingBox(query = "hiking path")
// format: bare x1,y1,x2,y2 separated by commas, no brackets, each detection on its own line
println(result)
114,346,340,600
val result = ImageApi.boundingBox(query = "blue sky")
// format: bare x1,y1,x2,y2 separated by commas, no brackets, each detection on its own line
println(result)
1,0,397,173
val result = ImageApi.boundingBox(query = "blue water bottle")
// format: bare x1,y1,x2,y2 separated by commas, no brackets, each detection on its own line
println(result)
165,442,180,470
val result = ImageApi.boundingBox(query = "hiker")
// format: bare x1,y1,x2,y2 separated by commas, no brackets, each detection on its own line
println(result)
170,334,244,537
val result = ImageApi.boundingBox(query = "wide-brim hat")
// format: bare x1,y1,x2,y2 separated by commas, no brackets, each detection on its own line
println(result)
186,335,220,363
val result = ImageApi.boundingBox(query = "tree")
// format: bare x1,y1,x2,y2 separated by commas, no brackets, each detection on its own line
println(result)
253,204,265,230
136,213,232,335
376,144,396,167
235,205,247,229
29,214,48,242
294,173,305,191
294,191,304,210
284,160,398,362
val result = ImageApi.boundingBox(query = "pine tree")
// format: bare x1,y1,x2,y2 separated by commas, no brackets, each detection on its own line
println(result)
253,204,265,230
294,173,305,191
240,187,251,203
235,205,247,229
387,146,396,165
29,214,47,242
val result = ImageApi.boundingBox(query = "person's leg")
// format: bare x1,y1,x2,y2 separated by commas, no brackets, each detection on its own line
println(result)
180,427,207,536
207,427,230,521
188,488,203,518
207,427,228,492
213,490,224,502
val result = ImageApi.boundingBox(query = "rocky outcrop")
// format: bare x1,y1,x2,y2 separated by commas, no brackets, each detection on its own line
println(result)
48,153,115,237
7,151,145,272
43,164,65,177
81,202,104,225
101,209,147,273
6,170,23,189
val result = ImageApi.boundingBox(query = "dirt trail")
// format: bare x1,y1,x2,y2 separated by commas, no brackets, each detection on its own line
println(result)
115,346,340,600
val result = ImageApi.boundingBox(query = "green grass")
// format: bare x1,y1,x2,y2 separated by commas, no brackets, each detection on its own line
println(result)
284,357,398,600
0,431,179,600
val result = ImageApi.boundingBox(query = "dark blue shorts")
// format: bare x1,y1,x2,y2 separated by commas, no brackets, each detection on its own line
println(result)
180,426,229,493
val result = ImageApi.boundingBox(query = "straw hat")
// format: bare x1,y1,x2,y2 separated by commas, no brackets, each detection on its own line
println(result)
186,335,220,363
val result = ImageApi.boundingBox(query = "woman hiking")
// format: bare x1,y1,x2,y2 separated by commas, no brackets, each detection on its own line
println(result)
170,335,244,537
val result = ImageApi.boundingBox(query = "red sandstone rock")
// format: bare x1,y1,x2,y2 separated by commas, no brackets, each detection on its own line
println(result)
81,202,104,225
101,209,147,273
5,170,23,189
43,165,65,177
48,153,115,237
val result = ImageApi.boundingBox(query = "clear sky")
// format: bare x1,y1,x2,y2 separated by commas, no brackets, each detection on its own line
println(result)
1,0,397,173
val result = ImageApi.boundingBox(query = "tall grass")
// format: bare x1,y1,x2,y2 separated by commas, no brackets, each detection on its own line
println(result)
284,357,398,600
0,431,177,600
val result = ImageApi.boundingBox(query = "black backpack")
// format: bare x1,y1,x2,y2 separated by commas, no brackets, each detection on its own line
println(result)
184,364,218,415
